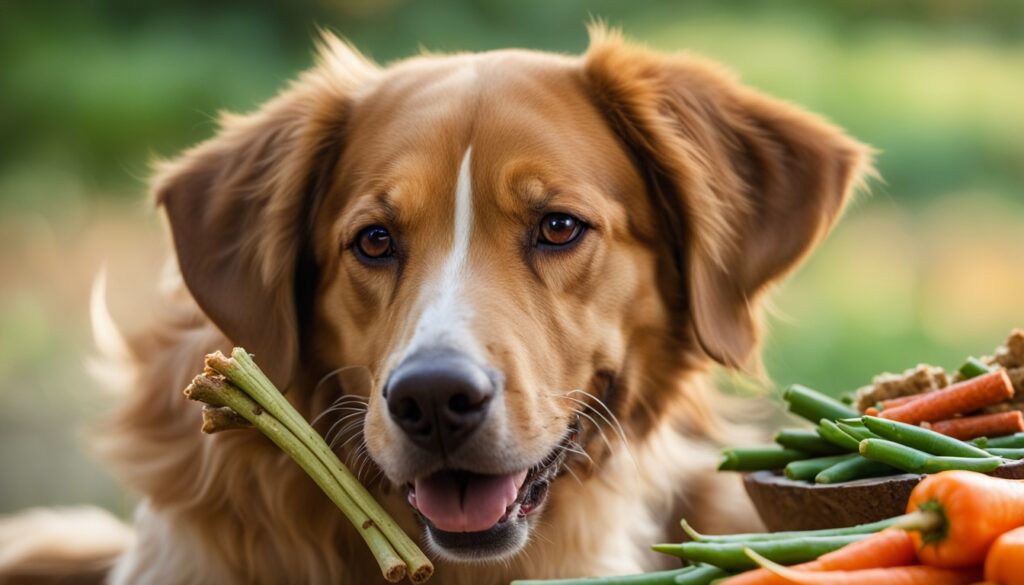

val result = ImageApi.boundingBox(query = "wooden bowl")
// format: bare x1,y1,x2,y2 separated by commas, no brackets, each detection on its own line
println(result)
744,460,1024,531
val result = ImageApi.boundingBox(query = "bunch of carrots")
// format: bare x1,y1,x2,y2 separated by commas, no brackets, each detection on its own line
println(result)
512,471,1024,584
868,365,1021,440
714,470,1024,584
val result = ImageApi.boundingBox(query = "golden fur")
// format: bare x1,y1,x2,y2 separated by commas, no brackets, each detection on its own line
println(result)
0,27,869,585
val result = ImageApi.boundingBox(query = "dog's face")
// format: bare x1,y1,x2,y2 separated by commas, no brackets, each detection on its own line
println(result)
156,30,868,562
309,51,664,558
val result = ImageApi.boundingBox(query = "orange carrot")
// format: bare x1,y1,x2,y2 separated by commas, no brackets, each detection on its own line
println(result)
880,370,1014,424
720,529,917,585
985,525,1024,585
927,411,1024,440
746,549,980,585
865,406,880,416
879,394,929,411
904,470,1024,568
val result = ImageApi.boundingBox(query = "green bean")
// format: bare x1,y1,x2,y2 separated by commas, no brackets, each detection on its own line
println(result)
680,515,902,543
816,419,861,451
815,455,896,484
859,438,1004,474
862,415,992,458
958,357,992,379
986,448,1024,459
835,421,881,442
652,535,866,571
982,432,1024,448
782,385,860,423
673,565,729,585
718,447,809,471
784,453,858,481
509,566,694,585
774,429,845,455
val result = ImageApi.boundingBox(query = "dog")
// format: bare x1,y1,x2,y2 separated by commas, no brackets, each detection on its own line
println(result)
0,26,869,585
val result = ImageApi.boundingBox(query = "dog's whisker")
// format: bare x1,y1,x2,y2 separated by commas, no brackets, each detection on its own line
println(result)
312,364,373,397
332,425,367,452
564,388,629,444
553,397,616,462
354,443,375,482
563,464,584,486
561,403,614,455
564,388,641,474
348,442,369,470
323,411,368,445
328,419,366,450
560,442,595,467
310,394,368,427
332,419,366,444
367,467,386,489
326,423,362,450
564,441,595,468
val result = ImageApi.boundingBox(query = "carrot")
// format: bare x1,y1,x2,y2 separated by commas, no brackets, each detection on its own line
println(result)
865,406,880,416
903,470,1024,567
878,394,929,411
985,525,1024,585
745,549,980,585
927,411,1024,440
719,529,916,585
880,370,1014,424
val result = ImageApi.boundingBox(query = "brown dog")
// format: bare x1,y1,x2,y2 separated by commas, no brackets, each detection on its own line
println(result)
1,27,869,585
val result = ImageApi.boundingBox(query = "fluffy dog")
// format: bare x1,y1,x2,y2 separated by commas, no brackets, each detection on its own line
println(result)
0,26,869,585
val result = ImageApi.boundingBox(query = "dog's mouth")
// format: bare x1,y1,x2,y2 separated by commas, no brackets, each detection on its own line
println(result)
403,427,575,558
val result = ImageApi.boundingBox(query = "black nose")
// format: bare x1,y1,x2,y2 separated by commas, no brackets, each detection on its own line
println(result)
386,351,495,454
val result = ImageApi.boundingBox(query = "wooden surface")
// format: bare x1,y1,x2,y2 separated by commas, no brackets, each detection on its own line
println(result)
744,460,1024,531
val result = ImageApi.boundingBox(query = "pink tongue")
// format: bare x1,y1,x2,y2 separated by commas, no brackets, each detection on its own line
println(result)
413,470,527,532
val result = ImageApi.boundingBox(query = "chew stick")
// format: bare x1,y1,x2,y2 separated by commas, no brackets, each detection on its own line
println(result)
205,349,433,584
184,374,407,582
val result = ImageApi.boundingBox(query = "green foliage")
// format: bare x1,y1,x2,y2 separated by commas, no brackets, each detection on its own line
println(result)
3,0,1024,206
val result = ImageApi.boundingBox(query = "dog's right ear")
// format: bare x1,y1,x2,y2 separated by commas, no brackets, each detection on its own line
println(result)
153,34,377,388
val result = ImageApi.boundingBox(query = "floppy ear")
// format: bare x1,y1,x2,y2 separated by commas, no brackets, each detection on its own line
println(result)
154,34,377,387
584,28,872,371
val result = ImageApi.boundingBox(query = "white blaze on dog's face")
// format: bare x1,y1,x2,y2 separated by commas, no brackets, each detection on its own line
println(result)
157,30,869,563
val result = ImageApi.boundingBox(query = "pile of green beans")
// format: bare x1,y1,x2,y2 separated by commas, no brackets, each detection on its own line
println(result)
510,514,909,584
646,514,902,578
718,382,1017,484
653,534,866,571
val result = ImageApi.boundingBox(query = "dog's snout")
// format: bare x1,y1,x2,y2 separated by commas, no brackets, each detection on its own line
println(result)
386,351,495,453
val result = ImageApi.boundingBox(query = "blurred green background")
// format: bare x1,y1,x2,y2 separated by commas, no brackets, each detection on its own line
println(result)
1,0,1022,515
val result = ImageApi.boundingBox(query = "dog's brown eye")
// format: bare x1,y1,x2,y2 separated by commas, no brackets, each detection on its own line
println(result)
538,213,584,247
355,226,394,260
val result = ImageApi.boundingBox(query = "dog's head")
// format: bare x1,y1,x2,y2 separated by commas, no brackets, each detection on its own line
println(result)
155,29,868,562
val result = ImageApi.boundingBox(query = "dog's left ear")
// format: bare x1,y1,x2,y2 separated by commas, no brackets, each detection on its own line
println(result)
584,28,872,371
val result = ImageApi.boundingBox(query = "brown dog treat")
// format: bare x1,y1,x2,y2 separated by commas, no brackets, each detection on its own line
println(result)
995,329,1024,369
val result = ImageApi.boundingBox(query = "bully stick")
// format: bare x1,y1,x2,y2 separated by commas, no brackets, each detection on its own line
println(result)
185,348,432,583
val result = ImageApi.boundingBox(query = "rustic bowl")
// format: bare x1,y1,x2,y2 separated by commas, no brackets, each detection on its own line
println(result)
744,459,1024,531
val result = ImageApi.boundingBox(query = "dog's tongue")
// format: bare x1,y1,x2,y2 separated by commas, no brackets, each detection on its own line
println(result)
413,470,527,533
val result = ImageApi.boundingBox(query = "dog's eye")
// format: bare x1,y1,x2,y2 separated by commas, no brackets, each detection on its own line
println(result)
538,213,584,247
355,226,394,260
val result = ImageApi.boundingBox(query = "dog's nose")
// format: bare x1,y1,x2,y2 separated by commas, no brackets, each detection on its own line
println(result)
386,351,495,454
